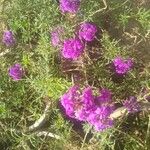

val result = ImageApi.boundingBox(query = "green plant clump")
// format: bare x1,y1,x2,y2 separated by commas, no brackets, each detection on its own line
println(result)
0,0,150,150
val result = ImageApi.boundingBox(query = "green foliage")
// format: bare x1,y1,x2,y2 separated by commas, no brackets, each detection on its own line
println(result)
0,0,150,149
101,32,129,60
118,7,150,32
5,0,61,43
135,8,150,31
29,75,71,100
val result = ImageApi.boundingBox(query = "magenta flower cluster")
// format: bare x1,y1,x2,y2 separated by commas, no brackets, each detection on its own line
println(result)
52,1,98,60
2,30,15,46
51,22,98,60
59,0,80,13
51,27,64,47
113,57,133,75
9,64,24,81
60,86,114,131
79,23,98,42
123,96,141,113
62,38,85,59
51,1,99,60
2,31,25,81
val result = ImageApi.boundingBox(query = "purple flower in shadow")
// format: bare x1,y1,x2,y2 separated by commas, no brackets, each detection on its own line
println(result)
2,30,16,47
9,64,24,81
123,96,141,113
59,0,80,13
51,27,64,47
60,86,115,131
96,89,112,104
87,106,114,131
78,22,98,42
113,57,133,75
62,38,85,60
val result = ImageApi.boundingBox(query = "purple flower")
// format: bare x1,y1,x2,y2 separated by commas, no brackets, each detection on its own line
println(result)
60,86,115,131
75,109,89,121
123,96,141,113
88,106,114,131
93,119,113,131
51,27,64,47
9,64,24,81
59,0,80,13
62,38,84,59
76,87,96,121
97,89,112,104
61,93,75,117
2,30,15,46
113,57,133,75
79,22,97,42
81,87,95,108
60,86,80,118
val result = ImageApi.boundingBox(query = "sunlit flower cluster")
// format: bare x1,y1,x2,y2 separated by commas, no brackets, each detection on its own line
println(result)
60,86,114,131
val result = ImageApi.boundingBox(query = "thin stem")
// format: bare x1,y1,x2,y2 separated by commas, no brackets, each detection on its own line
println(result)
80,125,92,150
88,0,107,18
73,0,108,28
145,115,150,145
36,131,61,140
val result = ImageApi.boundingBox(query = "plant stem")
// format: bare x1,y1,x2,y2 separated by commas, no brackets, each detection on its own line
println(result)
80,125,92,150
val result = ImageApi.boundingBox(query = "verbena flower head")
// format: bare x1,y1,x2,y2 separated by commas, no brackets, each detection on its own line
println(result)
76,87,95,121
61,93,75,117
81,87,95,108
97,89,112,104
60,86,114,131
123,96,141,113
113,57,133,75
79,22,98,41
60,86,80,117
2,30,15,46
59,0,80,13
88,106,114,131
62,38,84,59
9,64,24,81
51,27,64,47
